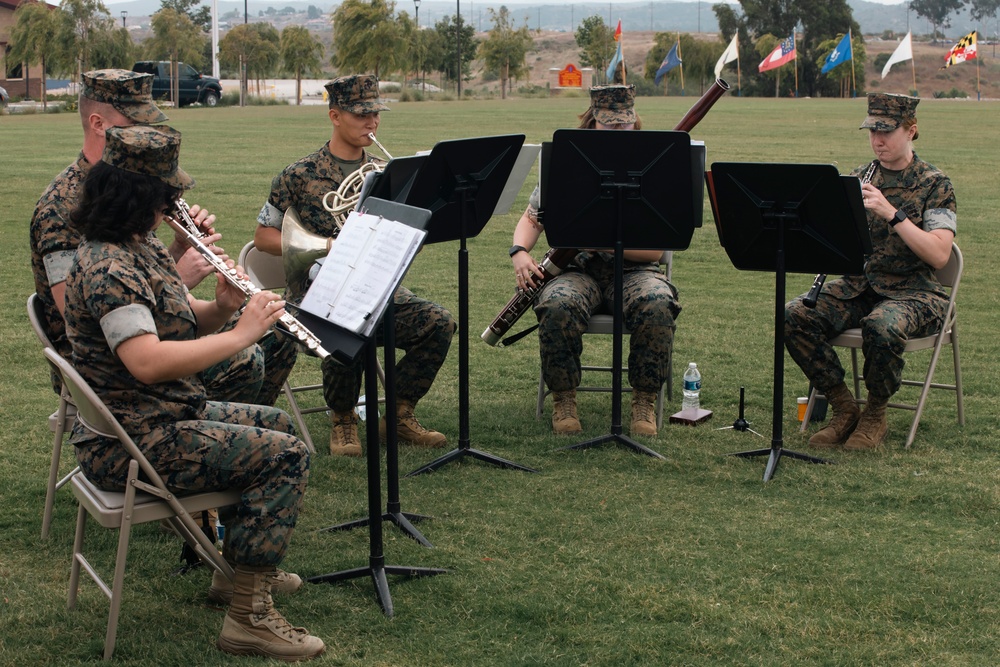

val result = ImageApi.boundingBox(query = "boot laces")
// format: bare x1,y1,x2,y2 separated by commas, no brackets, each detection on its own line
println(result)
553,394,576,421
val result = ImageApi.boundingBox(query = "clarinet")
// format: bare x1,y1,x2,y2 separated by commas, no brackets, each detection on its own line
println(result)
164,199,331,359
803,160,878,308
481,78,732,346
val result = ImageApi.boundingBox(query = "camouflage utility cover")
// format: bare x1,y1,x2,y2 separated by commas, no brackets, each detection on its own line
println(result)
81,69,168,124
102,125,194,190
590,84,636,125
325,74,390,113
860,92,918,132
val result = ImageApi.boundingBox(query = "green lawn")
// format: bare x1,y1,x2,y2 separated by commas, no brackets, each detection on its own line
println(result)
1,95,998,666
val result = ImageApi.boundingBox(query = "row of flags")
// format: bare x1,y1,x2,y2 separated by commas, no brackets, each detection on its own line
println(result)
606,21,979,92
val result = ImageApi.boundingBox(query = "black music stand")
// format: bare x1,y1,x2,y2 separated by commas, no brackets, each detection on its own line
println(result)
398,135,538,476
543,129,698,458
706,162,871,482
313,196,437,547
303,198,446,615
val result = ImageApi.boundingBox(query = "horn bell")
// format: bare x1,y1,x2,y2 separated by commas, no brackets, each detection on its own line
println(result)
281,206,331,300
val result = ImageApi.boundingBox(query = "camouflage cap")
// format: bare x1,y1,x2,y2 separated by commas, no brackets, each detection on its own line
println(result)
860,92,919,132
590,85,636,125
101,125,194,190
325,74,390,114
82,69,168,124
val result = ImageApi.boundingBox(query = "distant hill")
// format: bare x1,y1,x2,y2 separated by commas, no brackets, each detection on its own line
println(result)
111,0,979,40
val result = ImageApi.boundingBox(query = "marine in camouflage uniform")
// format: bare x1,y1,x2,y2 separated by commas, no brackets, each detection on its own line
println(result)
512,85,679,436
256,74,454,454
29,69,278,405
66,124,324,660
785,93,957,450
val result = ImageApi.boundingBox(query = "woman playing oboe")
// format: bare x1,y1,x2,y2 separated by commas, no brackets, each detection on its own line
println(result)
64,124,325,661
785,93,957,451
511,85,680,437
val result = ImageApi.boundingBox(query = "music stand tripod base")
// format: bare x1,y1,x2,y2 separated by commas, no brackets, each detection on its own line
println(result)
669,408,713,426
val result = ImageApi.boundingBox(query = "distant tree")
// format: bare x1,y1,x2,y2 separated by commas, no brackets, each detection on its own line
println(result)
55,0,117,77
574,15,612,75
158,0,210,31
146,8,205,104
433,13,477,86
8,1,59,105
910,0,966,42
280,25,324,104
478,6,533,98
330,0,406,79
307,5,322,19
644,33,717,95
89,24,136,70
968,0,1000,23
219,22,281,92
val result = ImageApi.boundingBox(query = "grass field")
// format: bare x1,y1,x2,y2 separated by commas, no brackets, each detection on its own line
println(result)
1,95,998,666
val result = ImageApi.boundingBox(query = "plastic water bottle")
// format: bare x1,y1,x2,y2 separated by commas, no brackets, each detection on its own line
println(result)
682,362,702,411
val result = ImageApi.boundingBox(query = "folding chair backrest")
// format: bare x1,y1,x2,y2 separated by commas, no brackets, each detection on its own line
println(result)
28,292,56,349
238,241,287,292
936,243,962,292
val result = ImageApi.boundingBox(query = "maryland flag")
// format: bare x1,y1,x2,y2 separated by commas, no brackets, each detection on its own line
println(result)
943,30,977,68
613,19,622,42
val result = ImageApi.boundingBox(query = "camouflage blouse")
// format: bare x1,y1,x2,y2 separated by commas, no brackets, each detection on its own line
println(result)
825,153,956,306
65,233,206,446
259,142,383,239
29,154,90,358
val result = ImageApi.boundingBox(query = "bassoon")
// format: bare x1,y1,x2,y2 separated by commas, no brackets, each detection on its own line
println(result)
481,77,731,347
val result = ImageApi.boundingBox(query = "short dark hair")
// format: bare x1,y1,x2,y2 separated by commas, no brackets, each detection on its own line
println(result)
71,162,182,242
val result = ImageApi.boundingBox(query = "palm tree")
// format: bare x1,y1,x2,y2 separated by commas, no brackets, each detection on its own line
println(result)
280,26,324,105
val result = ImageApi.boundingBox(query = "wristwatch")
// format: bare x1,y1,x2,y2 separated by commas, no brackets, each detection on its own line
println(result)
509,245,528,257
889,209,907,227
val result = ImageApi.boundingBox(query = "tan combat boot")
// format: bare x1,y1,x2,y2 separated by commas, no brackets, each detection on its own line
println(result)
329,410,362,457
630,390,658,436
551,390,582,434
808,382,861,448
217,565,325,661
844,395,889,450
379,400,447,448
208,567,303,605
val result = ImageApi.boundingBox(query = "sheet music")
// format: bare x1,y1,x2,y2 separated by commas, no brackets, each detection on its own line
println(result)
300,211,426,337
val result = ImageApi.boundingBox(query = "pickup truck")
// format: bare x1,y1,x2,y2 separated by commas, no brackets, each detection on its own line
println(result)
132,61,223,107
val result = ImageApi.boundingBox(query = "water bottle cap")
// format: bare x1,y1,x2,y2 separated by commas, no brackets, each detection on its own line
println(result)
688,362,697,368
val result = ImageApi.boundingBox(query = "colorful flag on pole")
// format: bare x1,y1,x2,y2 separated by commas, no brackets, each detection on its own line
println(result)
606,20,624,82
714,34,739,79
943,30,977,68
821,33,852,74
882,32,912,79
758,35,796,73
606,40,623,81
654,42,683,85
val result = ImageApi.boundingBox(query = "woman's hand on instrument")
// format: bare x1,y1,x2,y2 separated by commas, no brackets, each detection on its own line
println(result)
861,183,891,221
185,203,218,237
213,260,247,312
237,291,285,343
513,251,544,290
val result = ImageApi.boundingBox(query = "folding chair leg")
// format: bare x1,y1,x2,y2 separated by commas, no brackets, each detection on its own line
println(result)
68,502,88,611
103,472,141,659
282,381,315,454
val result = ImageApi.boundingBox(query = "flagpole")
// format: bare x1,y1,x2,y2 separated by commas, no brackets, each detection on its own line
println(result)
793,31,799,98
849,29,856,98
737,47,741,96
911,56,916,95
678,36,685,96
977,32,981,101
621,24,627,85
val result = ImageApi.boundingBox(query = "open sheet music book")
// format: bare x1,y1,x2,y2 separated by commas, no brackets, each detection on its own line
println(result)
299,210,426,337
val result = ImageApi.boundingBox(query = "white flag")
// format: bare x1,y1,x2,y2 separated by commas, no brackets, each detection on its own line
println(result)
714,35,739,79
881,32,912,79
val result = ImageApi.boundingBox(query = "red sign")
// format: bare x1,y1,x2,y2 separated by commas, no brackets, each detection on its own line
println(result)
558,64,582,88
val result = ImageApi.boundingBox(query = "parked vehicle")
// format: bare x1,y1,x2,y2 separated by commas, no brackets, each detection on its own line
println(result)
131,61,222,107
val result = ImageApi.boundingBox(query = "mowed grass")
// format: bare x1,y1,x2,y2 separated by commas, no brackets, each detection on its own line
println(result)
1,95,999,666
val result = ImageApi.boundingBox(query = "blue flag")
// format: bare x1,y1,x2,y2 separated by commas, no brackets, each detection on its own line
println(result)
606,41,623,82
821,33,852,74
654,43,683,85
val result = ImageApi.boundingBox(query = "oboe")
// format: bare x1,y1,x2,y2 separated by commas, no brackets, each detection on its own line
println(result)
164,199,331,358
803,160,878,308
